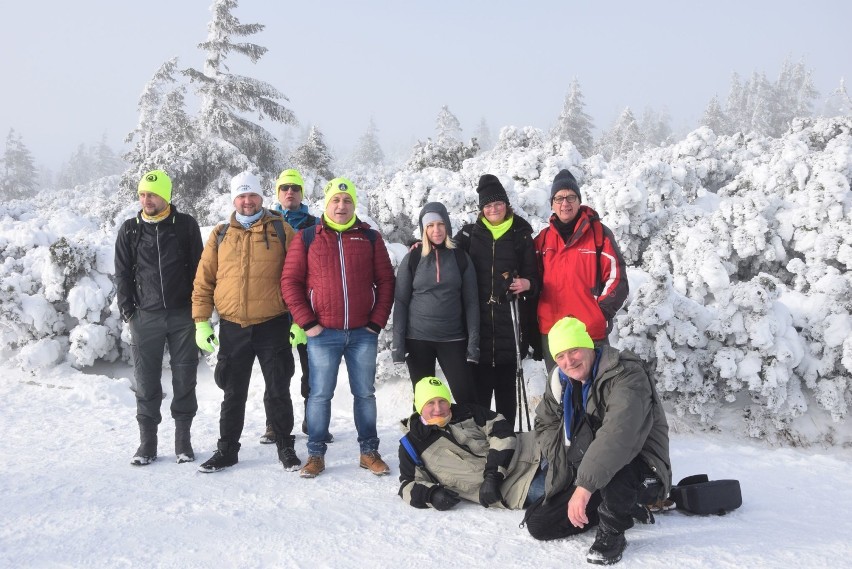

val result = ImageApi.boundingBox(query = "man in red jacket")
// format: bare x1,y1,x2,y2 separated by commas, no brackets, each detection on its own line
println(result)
281,177,395,479
535,169,628,373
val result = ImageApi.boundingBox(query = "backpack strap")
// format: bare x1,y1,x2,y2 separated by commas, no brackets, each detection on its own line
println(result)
271,218,287,249
399,434,424,467
302,224,317,251
589,215,604,297
408,246,467,278
215,223,229,248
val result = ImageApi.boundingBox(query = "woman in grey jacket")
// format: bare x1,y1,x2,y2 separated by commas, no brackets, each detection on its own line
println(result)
393,202,480,404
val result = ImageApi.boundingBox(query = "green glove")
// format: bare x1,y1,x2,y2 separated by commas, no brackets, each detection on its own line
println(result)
195,321,219,353
290,323,307,347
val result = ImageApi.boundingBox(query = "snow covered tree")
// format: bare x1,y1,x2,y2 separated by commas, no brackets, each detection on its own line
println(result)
701,95,730,135
122,58,198,203
435,105,462,146
0,129,38,200
180,0,297,207
551,78,594,156
598,107,642,159
473,117,494,153
822,78,852,117
405,105,478,172
350,118,384,166
640,107,673,148
773,57,819,134
290,125,334,190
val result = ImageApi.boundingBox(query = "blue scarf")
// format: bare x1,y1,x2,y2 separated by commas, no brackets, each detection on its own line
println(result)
235,208,265,229
274,203,311,229
560,349,601,443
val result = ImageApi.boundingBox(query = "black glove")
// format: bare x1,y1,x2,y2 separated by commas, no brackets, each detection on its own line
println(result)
429,486,460,511
479,471,504,507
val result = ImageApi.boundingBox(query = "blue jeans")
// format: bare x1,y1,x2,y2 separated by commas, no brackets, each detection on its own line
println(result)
306,327,379,456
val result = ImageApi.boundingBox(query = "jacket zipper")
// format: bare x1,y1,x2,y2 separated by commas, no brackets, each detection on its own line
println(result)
337,232,349,329
156,223,167,308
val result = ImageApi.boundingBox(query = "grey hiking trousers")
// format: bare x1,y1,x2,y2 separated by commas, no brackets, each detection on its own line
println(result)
129,307,198,424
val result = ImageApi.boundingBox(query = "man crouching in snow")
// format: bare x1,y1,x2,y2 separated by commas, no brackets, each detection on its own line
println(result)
526,317,671,565
398,377,541,511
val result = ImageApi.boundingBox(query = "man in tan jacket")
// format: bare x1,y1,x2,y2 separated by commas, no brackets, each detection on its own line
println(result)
192,171,301,473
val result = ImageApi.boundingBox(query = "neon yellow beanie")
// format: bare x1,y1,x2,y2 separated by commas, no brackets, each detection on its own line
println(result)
276,169,305,194
413,377,453,414
548,317,595,359
323,177,358,209
138,170,172,203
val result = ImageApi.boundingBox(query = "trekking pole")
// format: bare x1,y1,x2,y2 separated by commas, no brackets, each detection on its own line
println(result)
509,294,532,432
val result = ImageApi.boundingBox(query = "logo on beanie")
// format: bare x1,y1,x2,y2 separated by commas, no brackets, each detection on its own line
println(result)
146,173,158,183
338,183,348,191
428,378,442,387
236,184,251,194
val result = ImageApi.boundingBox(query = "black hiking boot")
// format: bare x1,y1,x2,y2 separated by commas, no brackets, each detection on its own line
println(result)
197,440,240,473
130,419,158,466
175,419,194,463
276,435,302,471
587,527,626,565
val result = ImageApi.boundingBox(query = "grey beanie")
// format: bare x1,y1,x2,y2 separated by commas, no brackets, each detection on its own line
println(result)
550,169,581,202
418,202,452,235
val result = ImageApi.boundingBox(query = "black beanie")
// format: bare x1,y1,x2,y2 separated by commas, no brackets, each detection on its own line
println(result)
550,169,581,202
476,174,510,210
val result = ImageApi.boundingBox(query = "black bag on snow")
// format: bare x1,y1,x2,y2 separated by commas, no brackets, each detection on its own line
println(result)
669,474,742,515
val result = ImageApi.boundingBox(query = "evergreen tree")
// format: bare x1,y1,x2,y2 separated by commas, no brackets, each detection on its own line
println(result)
122,58,197,200
56,143,94,189
822,78,852,117
350,118,384,166
640,107,673,148
551,78,594,156
0,128,38,200
745,71,773,136
93,134,124,179
609,107,642,157
725,72,748,134
291,125,334,183
702,95,730,134
181,0,297,202
773,57,818,134
435,105,462,146
473,117,493,152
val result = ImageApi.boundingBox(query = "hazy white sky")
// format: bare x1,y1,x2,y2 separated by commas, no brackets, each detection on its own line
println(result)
2,0,851,170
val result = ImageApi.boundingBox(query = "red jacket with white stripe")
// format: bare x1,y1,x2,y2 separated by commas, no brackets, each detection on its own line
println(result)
534,207,628,340
281,218,395,332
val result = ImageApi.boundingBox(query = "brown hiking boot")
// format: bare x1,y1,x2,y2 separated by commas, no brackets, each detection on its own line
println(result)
647,498,676,512
259,423,275,444
299,455,325,478
359,451,390,476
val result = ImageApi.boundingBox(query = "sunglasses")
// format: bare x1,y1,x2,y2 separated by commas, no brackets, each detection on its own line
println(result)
279,184,302,193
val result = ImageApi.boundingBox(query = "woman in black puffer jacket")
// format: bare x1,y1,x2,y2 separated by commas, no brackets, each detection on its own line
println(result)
454,174,540,428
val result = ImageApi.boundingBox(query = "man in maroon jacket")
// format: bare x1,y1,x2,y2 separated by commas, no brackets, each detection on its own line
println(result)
281,177,396,479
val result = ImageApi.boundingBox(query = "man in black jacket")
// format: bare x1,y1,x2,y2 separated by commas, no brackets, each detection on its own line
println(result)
114,170,204,466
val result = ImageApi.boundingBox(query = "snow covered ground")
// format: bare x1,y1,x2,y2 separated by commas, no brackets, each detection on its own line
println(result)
2,355,851,568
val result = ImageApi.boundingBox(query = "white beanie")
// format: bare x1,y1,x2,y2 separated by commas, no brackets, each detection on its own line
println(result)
230,172,262,202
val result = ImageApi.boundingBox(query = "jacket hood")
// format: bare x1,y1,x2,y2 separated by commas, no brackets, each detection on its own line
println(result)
418,202,452,235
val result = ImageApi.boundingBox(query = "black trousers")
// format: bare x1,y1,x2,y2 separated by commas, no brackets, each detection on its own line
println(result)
264,342,309,425
525,456,653,541
405,338,475,404
473,361,517,427
215,315,295,444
